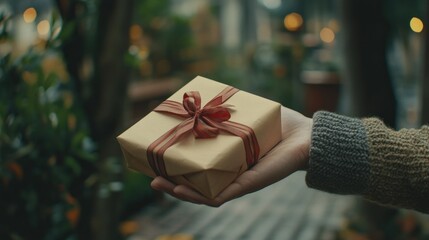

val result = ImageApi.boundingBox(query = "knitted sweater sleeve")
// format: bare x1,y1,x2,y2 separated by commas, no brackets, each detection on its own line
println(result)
306,111,429,213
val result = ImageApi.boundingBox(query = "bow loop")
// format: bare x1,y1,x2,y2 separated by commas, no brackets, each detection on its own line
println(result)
183,91,201,114
181,91,234,138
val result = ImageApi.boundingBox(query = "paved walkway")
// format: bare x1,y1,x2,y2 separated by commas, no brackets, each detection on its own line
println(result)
127,171,353,240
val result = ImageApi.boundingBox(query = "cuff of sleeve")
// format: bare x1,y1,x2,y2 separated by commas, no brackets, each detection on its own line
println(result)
306,111,370,194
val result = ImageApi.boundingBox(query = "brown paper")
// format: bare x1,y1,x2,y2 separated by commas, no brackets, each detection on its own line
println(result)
117,76,282,198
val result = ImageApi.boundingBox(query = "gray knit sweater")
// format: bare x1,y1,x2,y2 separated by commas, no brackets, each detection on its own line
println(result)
306,111,429,213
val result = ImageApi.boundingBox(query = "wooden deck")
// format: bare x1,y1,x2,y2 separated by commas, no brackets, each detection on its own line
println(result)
126,171,353,240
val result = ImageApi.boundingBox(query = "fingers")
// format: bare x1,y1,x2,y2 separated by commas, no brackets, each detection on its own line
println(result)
151,177,212,205
213,181,247,204
151,176,178,197
173,185,220,206
152,175,251,207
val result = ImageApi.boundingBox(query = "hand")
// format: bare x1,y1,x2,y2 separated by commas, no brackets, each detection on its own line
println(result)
151,106,313,207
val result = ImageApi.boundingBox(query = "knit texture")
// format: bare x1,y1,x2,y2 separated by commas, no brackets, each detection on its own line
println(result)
306,111,429,213
306,111,370,194
362,118,429,213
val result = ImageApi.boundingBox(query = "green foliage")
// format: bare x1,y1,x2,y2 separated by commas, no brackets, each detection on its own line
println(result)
131,0,193,78
0,48,96,239
136,0,170,26
0,13,10,39
122,171,154,214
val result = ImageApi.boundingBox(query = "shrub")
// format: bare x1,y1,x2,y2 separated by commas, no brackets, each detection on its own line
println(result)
0,49,96,239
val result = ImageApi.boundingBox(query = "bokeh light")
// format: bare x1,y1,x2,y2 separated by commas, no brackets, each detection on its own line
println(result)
284,12,303,31
37,20,50,36
260,0,282,10
410,17,424,33
23,7,37,23
130,24,143,42
320,27,335,43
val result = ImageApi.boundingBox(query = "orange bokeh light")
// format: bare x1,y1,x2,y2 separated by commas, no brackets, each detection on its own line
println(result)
23,7,37,23
284,13,303,31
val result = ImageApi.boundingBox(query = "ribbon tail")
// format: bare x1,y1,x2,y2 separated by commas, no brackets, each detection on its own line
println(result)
204,86,239,108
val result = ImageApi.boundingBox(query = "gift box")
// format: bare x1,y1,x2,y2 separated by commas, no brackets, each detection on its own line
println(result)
117,76,282,199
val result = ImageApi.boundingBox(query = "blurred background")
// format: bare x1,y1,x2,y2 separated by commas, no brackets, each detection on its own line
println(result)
0,0,428,239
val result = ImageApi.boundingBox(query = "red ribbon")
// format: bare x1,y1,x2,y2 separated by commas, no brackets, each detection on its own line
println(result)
147,86,260,177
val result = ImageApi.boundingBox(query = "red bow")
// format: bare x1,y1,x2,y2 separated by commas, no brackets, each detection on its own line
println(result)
147,86,260,177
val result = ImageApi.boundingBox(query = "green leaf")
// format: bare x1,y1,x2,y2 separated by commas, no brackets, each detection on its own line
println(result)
58,22,77,41
64,156,81,175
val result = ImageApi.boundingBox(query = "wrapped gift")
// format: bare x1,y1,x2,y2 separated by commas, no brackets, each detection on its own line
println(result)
117,76,282,198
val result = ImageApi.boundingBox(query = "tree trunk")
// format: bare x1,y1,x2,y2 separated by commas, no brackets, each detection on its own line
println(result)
89,0,134,240
341,0,397,127
340,0,399,235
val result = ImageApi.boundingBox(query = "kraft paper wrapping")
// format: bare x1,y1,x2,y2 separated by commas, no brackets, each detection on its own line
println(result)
117,76,282,198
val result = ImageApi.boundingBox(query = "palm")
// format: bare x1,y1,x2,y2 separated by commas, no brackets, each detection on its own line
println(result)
151,106,313,206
